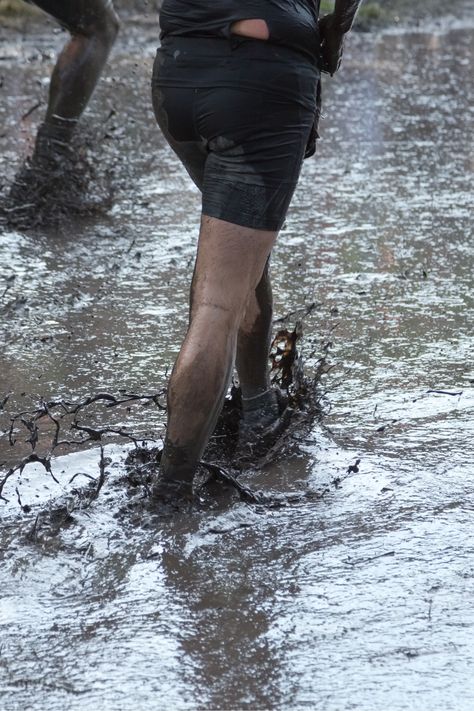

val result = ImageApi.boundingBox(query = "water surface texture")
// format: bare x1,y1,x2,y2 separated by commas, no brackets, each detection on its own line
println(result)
0,11,473,711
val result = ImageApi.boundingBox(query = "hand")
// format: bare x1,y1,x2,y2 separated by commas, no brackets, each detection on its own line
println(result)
319,13,346,76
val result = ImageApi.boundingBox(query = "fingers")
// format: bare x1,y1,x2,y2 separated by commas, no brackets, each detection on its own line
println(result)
320,45,344,75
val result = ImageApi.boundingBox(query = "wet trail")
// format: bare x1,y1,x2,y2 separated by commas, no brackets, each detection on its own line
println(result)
1,11,474,711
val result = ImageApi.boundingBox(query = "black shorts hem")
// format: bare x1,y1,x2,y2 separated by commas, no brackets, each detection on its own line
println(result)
201,205,283,232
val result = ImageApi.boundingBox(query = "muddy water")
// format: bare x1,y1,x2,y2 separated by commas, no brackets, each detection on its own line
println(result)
1,12,474,711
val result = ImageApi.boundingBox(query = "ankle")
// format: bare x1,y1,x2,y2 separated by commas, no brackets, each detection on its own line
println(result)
242,387,277,413
241,388,280,428
42,115,78,141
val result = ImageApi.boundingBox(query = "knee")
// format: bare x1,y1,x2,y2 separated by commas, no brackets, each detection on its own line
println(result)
97,5,120,47
78,5,120,49
191,299,245,334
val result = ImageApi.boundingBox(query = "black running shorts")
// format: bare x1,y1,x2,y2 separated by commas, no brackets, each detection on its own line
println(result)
152,37,320,231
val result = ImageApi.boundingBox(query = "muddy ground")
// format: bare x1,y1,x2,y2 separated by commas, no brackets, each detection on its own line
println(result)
1,4,474,711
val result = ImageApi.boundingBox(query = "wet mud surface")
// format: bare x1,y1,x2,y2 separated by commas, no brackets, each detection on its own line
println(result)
1,9,474,711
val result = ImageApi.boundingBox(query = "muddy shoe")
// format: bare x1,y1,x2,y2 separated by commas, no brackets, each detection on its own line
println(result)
9,119,76,198
150,475,194,511
235,388,293,464
241,388,281,428
2,119,112,230
150,441,197,510
5,144,77,229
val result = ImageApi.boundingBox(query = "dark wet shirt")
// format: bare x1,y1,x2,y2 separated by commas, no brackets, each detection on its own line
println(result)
160,0,321,61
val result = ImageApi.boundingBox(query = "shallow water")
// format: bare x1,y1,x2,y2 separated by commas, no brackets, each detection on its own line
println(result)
1,12,474,711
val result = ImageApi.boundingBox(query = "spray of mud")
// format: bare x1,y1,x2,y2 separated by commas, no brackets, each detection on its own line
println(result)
0,121,119,230
1,313,331,540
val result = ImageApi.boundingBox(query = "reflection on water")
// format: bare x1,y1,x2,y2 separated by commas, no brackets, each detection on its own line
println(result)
1,15,473,711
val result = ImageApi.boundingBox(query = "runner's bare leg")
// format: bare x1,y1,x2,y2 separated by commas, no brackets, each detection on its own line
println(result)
32,0,119,149
152,216,277,501
236,261,274,400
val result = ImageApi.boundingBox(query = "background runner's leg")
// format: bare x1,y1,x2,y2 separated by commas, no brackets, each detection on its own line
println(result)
32,0,119,148
152,216,277,501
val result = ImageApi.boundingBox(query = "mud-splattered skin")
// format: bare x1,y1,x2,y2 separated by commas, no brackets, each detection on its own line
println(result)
30,0,119,127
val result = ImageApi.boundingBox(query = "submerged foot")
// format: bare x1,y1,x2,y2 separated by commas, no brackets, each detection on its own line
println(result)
8,120,75,199
150,476,194,511
149,441,197,510
5,148,77,229
2,120,112,229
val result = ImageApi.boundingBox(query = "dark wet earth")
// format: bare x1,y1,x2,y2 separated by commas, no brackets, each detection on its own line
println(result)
1,9,474,710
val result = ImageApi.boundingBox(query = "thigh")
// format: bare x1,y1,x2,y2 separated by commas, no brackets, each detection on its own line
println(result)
192,216,277,318
31,0,114,33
